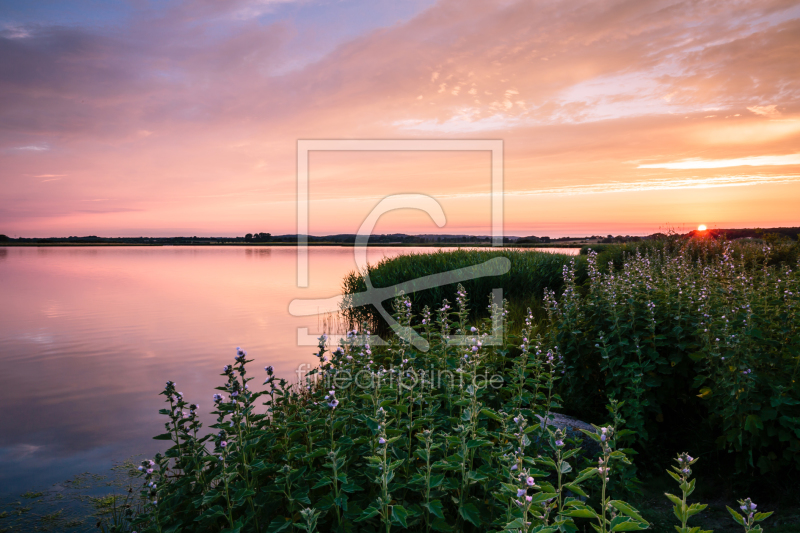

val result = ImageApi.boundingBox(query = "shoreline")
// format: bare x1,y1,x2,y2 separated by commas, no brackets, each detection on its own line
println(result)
0,242,588,248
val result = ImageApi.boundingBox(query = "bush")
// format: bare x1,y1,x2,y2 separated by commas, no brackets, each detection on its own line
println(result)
125,283,783,532
341,249,582,334
549,241,800,474
127,292,658,533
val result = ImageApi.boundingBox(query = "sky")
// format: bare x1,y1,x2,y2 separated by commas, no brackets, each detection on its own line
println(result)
1,0,799,238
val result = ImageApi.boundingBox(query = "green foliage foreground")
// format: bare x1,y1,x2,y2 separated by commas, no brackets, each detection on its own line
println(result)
122,236,799,533
551,240,800,475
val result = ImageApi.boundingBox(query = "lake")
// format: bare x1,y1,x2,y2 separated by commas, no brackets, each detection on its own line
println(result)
0,245,578,495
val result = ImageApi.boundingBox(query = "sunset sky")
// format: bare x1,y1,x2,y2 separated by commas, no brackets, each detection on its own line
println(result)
2,0,799,238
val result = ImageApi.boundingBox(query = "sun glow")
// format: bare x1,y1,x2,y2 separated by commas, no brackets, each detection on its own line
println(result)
698,224,707,231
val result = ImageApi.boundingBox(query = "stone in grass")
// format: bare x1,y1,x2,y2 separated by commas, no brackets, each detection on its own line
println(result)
536,412,602,457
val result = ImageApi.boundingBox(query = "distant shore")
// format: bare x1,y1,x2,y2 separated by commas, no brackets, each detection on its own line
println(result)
0,242,587,248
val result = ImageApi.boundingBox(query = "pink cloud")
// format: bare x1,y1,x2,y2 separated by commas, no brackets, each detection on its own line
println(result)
1,0,799,237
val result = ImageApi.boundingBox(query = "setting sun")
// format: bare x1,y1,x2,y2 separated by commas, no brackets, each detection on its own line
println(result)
698,224,707,231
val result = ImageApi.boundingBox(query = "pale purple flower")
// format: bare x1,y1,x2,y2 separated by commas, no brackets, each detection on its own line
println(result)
526,476,535,486
379,437,386,444
221,441,227,448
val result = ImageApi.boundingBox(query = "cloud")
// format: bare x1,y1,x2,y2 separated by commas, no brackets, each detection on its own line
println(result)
638,154,800,169
515,174,800,195
12,144,49,151
748,105,781,116
2,0,800,236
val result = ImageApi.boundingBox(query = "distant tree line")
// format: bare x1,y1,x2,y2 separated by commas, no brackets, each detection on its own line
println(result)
245,233,272,242
2,228,797,245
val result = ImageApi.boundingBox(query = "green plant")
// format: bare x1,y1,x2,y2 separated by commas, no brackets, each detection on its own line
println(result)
132,289,655,532
545,240,800,474
664,452,711,533
727,499,773,533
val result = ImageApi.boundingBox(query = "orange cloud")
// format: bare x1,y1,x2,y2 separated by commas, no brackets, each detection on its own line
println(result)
1,0,799,236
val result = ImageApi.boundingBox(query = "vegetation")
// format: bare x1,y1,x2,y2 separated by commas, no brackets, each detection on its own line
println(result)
59,236,793,533
113,236,797,532
341,249,580,333
550,239,800,476
125,297,663,533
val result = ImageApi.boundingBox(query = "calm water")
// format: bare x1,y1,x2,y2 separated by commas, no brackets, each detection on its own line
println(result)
0,245,577,495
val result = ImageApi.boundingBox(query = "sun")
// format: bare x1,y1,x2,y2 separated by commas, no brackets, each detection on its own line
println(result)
698,224,707,231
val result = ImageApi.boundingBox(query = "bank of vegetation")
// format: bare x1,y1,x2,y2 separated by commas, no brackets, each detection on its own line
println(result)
111,237,798,532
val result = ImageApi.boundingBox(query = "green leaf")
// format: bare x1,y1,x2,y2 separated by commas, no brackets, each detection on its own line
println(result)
745,414,763,434
153,433,174,440
579,429,602,443
573,467,598,484
527,492,558,504
562,508,598,519
221,520,243,533
563,483,587,497
315,493,334,511
423,500,445,519
335,493,349,511
312,476,332,489
392,505,410,528
459,503,481,526
686,503,708,518
265,517,293,533
480,408,503,421
505,517,525,528
754,511,774,522
609,518,649,531
664,492,682,507
201,490,220,506
609,500,648,525
355,506,380,522
431,517,454,532
341,481,363,493
196,505,226,522
726,506,746,526
231,488,256,504
291,488,311,505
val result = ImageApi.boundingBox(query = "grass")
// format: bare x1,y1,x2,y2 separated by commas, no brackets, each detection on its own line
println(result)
341,248,581,334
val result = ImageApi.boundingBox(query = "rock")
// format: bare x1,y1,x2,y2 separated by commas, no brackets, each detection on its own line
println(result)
536,412,601,455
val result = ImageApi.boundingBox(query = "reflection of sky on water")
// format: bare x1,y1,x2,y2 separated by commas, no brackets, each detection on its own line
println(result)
0,245,577,495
